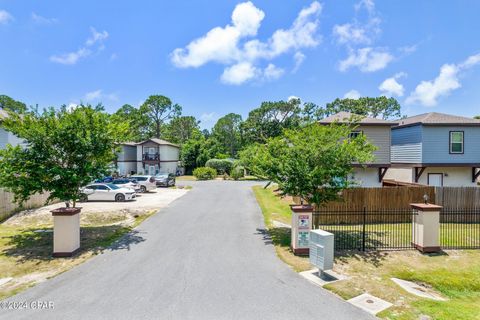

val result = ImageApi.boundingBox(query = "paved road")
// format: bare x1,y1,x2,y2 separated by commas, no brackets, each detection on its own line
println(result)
1,181,374,320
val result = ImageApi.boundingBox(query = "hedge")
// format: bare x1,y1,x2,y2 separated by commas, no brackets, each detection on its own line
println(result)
193,167,217,180
205,158,233,174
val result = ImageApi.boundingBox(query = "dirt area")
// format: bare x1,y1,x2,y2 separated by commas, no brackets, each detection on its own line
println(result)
4,188,188,227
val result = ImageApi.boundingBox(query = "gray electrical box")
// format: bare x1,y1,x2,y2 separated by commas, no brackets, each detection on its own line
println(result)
309,230,334,271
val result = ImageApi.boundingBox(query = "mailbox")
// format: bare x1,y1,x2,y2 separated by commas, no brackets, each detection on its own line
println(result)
309,229,334,271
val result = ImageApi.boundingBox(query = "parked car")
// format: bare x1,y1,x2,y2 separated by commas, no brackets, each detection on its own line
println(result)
111,178,141,192
129,175,157,193
94,176,114,183
155,173,176,187
80,183,136,202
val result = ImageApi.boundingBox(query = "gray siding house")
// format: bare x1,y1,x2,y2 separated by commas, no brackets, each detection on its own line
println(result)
387,112,480,186
319,112,398,187
0,108,23,149
115,138,180,176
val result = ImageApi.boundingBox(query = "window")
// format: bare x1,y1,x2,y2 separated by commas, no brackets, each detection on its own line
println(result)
96,185,109,190
349,130,362,139
450,131,464,154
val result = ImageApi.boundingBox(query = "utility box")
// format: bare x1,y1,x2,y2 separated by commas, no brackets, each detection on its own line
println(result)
309,229,334,271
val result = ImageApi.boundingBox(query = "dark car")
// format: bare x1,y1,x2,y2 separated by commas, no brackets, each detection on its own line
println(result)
155,173,176,187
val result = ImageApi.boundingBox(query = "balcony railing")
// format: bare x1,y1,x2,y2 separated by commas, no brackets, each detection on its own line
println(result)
143,153,160,161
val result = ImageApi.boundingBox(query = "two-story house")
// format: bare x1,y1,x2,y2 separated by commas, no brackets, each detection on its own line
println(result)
318,112,398,187
386,112,480,186
116,138,180,176
0,108,23,149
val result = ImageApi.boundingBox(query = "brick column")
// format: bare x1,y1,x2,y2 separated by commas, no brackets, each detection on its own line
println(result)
290,205,313,255
411,203,442,253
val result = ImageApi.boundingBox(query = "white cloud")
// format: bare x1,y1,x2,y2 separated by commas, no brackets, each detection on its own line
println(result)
50,48,91,65
399,44,417,55
263,63,284,81
406,53,480,107
85,27,109,46
292,51,306,73
84,89,119,102
171,1,321,84
31,12,58,24
221,62,258,85
288,95,300,102
339,47,393,72
333,0,380,46
344,89,361,99
379,72,406,97
0,10,13,24
200,112,219,127
67,103,78,111
50,27,109,65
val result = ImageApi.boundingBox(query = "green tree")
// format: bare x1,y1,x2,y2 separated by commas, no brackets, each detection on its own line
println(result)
321,97,401,120
240,123,375,207
139,95,182,139
0,104,127,207
111,104,148,141
0,95,27,114
242,99,303,144
474,115,480,119
212,113,243,157
162,116,201,145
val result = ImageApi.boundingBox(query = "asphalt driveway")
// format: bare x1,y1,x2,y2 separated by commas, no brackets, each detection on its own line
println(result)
0,181,374,320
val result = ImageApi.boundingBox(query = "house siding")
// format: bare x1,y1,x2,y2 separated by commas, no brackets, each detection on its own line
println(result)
391,125,423,163
422,126,480,164
358,125,391,164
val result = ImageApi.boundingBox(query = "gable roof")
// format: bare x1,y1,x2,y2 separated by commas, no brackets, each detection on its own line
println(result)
318,111,398,126
137,138,179,148
395,112,480,128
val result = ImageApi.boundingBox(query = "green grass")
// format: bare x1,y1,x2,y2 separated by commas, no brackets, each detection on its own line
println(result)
252,185,480,319
252,185,311,272
0,210,156,300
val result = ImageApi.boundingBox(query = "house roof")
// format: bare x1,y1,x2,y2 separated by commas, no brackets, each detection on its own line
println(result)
119,142,137,147
318,111,398,126
395,112,480,128
136,138,179,148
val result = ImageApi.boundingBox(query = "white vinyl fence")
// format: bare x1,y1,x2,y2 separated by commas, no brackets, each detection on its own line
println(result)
0,188,51,222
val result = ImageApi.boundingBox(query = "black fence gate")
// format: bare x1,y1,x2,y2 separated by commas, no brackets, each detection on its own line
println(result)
314,208,415,251
440,208,480,249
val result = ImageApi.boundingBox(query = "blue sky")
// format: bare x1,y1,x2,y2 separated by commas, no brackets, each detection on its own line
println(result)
1,0,479,129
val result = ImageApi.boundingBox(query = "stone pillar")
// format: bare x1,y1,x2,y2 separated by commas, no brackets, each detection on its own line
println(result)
411,203,442,253
51,207,82,257
290,205,313,255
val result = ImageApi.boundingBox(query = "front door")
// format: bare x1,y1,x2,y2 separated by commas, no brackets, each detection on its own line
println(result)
149,165,156,175
428,173,443,186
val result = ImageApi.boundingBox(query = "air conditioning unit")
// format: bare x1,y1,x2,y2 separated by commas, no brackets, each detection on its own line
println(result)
309,229,334,272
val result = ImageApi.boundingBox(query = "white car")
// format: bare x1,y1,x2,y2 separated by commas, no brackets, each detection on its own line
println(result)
80,183,136,202
111,178,141,192
129,175,157,193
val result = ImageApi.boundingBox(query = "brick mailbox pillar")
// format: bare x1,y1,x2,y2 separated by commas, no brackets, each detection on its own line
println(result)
410,203,442,253
51,207,82,257
290,205,313,255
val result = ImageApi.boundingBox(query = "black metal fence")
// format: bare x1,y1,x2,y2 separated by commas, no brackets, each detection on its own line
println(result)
314,208,415,251
440,208,480,249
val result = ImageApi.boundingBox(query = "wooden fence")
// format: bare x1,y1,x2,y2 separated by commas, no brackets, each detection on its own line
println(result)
0,188,51,222
435,187,480,209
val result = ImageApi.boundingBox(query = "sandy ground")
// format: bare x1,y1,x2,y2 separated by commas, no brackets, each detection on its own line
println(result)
4,188,189,227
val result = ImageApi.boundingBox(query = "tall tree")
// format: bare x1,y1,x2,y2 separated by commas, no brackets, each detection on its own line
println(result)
0,95,27,114
139,95,182,138
162,116,201,145
111,104,148,142
212,113,243,157
0,104,127,207
242,99,303,144
321,97,401,120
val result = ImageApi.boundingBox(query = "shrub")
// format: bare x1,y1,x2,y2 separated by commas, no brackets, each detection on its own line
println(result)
193,167,217,180
205,158,233,174
231,166,245,180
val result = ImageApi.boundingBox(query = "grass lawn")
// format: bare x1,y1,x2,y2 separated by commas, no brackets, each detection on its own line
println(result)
252,185,311,272
252,185,480,320
0,209,156,300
